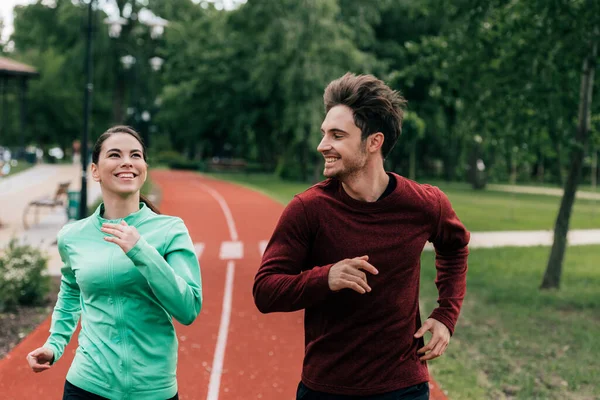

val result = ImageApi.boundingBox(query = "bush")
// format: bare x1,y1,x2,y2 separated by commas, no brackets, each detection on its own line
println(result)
169,159,205,171
0,239,51,311
154,150,204,171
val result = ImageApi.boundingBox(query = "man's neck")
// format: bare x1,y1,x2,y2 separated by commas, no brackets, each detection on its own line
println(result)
341,165,390,203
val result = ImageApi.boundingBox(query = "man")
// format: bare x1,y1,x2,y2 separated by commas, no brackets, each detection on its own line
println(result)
253,73,469,399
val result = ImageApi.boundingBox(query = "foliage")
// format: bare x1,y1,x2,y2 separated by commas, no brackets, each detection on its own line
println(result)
6,0,598,187
0,239,50,311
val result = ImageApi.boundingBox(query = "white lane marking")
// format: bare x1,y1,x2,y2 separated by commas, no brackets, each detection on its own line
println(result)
206,261,235,400
194,243,205,259
259,240,268,257
197,182,238,400
219,241,243,260
197,183,239,241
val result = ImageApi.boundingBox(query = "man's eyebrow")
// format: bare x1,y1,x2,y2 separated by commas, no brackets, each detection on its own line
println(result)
320,128,348,134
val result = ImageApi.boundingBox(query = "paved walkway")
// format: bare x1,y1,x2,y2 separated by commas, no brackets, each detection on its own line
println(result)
0,164,101,269
488,183,600,200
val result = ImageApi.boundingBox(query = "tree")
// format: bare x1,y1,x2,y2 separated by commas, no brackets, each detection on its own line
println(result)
542,24,598,289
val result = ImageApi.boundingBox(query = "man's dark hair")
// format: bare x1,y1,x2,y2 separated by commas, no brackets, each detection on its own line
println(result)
324,72,407,158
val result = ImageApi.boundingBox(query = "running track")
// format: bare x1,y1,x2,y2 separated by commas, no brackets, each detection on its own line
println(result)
0,171,447,399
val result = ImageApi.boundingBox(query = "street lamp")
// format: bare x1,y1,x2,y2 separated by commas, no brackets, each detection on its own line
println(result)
149,56,164,72
104,16,127,38
120,55,136,69
79,0,95,220
104,8,168,148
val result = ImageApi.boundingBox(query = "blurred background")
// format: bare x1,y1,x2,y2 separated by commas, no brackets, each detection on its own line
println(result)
0,1,599,399
0,0,597,185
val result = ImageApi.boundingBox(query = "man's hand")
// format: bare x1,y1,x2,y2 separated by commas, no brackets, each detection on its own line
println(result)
101,220,140,253
414,318,450,361
328,255,378,294
26,347,54,373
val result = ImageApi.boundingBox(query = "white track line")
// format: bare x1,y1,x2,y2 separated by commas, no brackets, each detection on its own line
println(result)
197,182,238,400
197,183,238,241
206,261,235,400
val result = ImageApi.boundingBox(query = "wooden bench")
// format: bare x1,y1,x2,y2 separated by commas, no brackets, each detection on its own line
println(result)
207,158,247,172
23,181,71,229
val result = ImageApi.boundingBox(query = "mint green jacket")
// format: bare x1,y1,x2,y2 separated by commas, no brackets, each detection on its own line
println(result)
44,203,202,400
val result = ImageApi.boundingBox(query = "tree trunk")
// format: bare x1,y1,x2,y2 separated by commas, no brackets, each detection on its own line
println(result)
443,104,457,181
541,33,597,289
592,149,597,190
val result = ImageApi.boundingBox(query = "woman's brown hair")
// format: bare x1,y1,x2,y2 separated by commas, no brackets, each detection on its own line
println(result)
92,125,160,214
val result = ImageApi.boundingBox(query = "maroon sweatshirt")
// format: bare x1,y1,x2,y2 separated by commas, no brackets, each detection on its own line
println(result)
253,174,469,396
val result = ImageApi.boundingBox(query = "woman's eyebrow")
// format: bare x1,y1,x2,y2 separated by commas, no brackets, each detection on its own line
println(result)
106,148,143,153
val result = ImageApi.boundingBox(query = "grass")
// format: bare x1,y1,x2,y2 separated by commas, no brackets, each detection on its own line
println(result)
206,173,600,231
0,161,34,177
420,246,599,400
207,171,599,399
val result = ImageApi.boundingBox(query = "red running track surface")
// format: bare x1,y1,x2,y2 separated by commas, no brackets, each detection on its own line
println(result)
0,171,448,400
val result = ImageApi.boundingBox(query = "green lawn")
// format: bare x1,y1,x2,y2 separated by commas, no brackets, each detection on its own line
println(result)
1,161,34,177
207,172,599,399
206,173,600,231
420,246,599,400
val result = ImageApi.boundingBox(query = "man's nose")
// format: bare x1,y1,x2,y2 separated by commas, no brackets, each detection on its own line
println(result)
317,136,331,152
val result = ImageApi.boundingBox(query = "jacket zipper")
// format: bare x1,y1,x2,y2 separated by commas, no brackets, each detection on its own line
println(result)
109,244,132,398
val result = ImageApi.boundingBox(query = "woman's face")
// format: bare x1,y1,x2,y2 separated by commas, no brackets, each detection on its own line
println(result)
91,133,147,197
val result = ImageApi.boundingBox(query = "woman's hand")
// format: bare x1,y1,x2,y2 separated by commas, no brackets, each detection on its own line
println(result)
26,347,54,373
101,220,140,253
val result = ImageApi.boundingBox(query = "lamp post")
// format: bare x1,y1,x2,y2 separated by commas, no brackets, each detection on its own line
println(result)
79,0,95,220
104,10,167,148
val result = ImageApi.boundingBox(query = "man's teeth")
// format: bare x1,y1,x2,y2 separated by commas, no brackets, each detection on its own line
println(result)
325,158,338,163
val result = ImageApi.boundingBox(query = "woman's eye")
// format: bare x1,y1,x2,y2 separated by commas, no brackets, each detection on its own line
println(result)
132,154,142,158
108,153,119,158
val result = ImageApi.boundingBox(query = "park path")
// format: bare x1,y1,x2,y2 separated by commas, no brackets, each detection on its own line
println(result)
487,183,600,200
0,164,101,251
0,170,448,400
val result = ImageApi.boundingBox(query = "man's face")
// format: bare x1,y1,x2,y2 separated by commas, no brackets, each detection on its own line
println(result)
318,105,368,180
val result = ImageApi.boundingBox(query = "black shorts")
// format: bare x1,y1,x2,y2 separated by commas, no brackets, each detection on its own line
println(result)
63,380,179,400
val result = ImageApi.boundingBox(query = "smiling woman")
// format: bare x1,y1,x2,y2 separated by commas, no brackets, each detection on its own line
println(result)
91,125,159,215
25,125,203,400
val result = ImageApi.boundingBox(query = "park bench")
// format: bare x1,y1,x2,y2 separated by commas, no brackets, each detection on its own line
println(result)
22,181,71,229
207,158,247,172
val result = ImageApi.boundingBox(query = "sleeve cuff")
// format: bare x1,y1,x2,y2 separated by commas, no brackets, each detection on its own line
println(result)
126,236,149,262
428,311,456,336
42,342,60,364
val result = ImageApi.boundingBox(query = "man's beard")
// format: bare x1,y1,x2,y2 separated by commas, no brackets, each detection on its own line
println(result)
325,142,368,181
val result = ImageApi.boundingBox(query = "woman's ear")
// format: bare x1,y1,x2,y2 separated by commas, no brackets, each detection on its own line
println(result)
91,163,101,182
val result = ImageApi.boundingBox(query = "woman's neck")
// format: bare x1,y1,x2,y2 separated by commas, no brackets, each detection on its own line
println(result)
101,192,140,220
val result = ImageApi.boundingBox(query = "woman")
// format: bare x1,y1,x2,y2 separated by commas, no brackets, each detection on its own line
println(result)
26,126,203,400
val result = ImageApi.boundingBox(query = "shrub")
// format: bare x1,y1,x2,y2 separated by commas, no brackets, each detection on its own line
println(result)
154,150,204,171
0,239,51,311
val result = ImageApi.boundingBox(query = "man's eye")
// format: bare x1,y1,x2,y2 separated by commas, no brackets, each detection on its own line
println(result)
334,134,343,139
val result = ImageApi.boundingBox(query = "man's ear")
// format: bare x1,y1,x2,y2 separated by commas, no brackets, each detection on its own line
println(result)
91,163,100,182
368,132,385,154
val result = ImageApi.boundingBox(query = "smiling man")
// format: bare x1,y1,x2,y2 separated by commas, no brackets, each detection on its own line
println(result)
253,73,470,400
